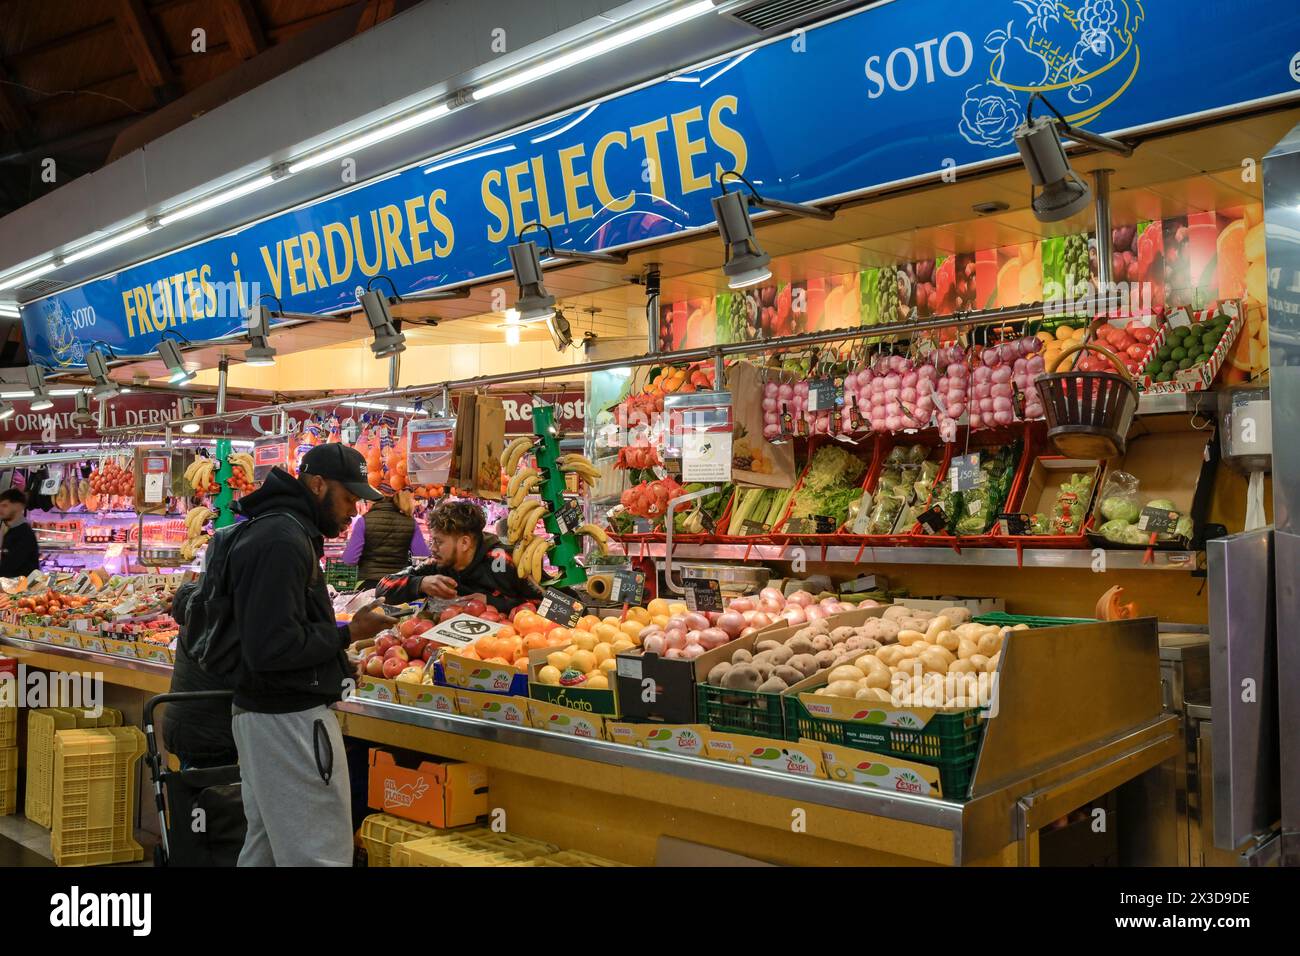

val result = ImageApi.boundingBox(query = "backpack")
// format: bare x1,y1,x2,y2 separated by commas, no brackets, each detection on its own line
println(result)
180,511,314,675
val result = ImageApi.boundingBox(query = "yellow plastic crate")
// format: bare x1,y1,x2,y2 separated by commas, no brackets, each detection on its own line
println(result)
359,813,445,867
51,727,145,867
386,825,492,866
0,746,17,815
545,850,628,867
25,709,80,828
0,702,16,748
395,831,561,867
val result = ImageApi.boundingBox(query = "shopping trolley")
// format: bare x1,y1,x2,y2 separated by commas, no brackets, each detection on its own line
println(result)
143,691,246,867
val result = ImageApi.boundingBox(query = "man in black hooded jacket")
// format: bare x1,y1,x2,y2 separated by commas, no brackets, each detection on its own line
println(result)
376,501,542,613
225,443,394,866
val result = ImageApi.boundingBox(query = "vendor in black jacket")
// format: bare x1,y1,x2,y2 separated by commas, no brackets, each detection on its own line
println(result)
378,501,542,613
0,488,39,578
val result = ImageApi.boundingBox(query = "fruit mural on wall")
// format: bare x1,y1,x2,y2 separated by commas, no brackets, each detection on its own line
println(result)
656,201,1271,384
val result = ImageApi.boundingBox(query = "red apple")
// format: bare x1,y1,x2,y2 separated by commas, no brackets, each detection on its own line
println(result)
384,646,409,662
382,657,406,679
401,637,423,658
411,620,434,635
439,607,460,623
374,635,398,654
398,618,419,638
365,656,386,677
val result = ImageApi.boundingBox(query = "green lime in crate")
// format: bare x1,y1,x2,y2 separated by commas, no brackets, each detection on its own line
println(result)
783,695,984,800
696,683,786,738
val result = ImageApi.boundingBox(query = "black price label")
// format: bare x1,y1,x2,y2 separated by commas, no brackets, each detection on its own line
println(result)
633,517,654,534
740,519,769,536
812,514,839,534
917,506,947,534
784,517,811,534
537,587,584,627
553,503,582,534
808,378,840,412
610,568,646,606
663,457,683,477
1137,507,1179,533
997,513,1031,535
699,510,718,534
684,578,723,613
950,453,984,492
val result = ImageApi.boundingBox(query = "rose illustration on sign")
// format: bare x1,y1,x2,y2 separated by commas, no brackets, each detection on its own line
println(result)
957,80,1025,148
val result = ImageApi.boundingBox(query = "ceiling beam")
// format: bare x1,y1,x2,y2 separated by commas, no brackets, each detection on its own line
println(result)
355,0,399,34
0,58,32,134
114,0,179,103
219,0,267,60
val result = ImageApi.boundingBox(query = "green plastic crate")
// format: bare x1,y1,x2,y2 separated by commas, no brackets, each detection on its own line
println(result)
782,696,984,800
325,560,360,591
973,613,1094,628
696,683,785,738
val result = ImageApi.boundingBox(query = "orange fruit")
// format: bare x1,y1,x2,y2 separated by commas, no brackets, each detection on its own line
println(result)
514,610,543,634
522,633,549,652
513,657,530,672
578,614,601,632
475,636,499,659
484,656,510,666
457,646,480,660
495,624,517,641
1216,219,1247,299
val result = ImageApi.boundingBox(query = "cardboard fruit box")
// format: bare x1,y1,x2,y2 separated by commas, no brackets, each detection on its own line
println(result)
701,729,826,779
395,682,458,714
453,687,530,726
616,605,891,726
998,456,1103,542
366,749,489,828
607,721,708,757
816,741,944,797
1141,302,1242,394
527,645,619,717
353,675,400,703
526,699,608,740
438,651,528,696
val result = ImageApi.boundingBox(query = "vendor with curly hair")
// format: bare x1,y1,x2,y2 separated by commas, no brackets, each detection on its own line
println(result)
376,501,542,613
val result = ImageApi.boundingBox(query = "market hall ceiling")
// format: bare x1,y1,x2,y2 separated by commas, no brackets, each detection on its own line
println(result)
0,0,421,220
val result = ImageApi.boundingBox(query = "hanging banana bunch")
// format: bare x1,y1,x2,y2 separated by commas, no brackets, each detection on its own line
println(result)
184,456,216,497
558,453,601,485
499,436,535,474
513,535,553,585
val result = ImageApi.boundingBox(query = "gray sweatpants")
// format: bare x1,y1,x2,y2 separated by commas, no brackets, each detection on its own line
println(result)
231,705,353,866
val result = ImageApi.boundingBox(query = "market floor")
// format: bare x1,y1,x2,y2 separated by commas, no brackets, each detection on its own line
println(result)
0,813,158,867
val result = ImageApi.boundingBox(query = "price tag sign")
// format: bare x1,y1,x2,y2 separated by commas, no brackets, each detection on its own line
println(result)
807,379,839,413
784,517,811,534
740,519,770,536
609,568,646,605
917,505,947,535
812,514,839,534
684,578,723,613
39,476,61,496
1166,307,1193,329
1137,507,1179,533
851,492,875,535
537,587,584,627
950,453,984,492
552,503,582,534
997,513,1031,535
424,614,502,649
683,431,732,482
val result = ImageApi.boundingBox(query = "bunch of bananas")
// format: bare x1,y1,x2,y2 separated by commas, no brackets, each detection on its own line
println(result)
499,436,536,475
182,505,213,560
513,536,552,584
507,497,546,545
576,522,609,555
227,451,256,492
506,466,541,508
559,452,601,484
185,457,218,496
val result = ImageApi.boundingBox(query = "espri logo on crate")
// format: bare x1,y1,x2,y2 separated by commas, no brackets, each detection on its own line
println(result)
50,886,151,937
894,770,926,795
0,665,101,716
383,776,429,809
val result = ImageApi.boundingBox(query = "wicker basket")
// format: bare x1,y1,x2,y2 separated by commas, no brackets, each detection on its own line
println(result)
1034,339,1137,459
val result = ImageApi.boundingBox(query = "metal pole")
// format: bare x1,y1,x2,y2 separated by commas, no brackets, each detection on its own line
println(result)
216,358,229,415
1092,169,1114,317
389,353,401,391
645,264,661,355
99,302,1048,435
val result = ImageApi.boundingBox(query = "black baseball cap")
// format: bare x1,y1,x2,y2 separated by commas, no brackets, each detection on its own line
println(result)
299,443,383,501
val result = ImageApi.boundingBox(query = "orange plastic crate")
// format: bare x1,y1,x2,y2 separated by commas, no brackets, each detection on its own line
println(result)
50,727,145,867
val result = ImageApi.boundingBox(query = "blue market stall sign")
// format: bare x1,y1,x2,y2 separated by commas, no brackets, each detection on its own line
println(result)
21,0,1300,368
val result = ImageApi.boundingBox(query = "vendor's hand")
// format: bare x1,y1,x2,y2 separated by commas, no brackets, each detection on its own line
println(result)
419,575,458,599
348,603,398,643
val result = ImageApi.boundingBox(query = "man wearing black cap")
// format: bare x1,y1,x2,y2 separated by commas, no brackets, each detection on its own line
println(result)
226,443,395,866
